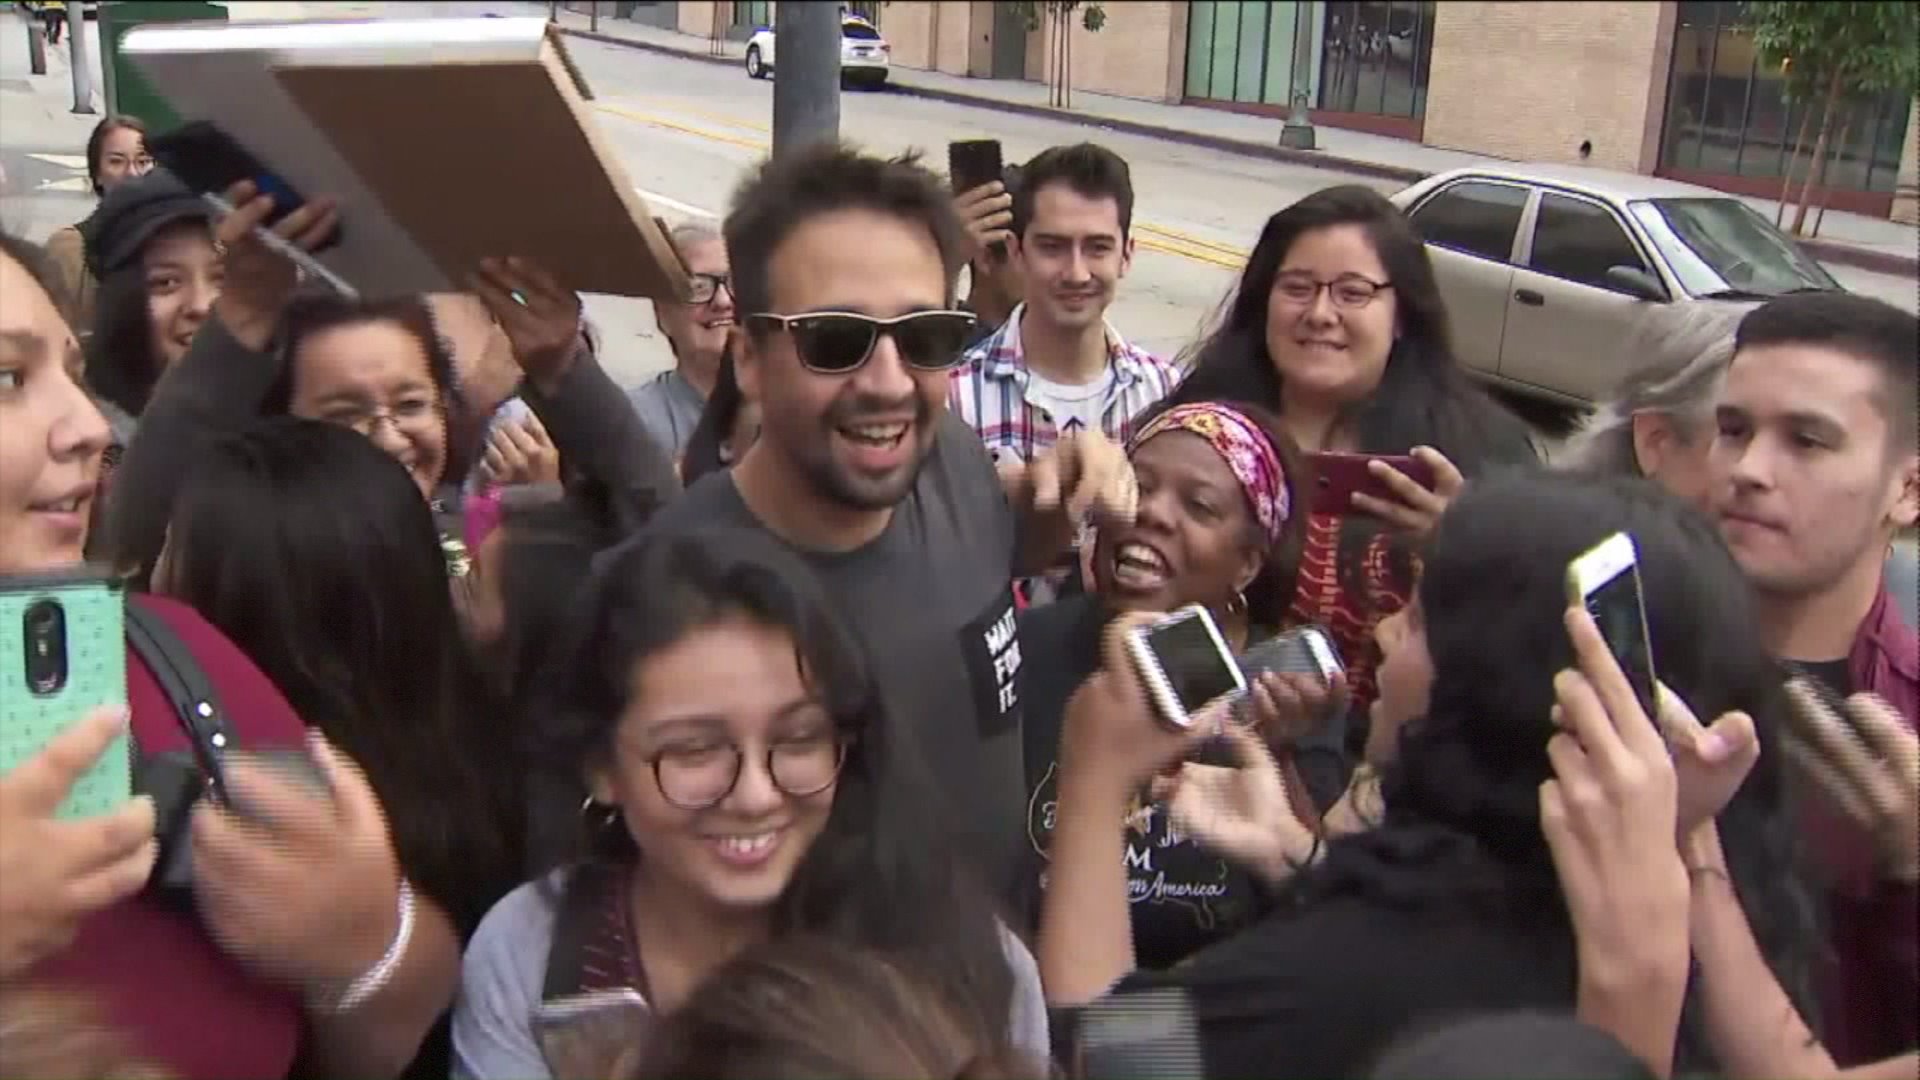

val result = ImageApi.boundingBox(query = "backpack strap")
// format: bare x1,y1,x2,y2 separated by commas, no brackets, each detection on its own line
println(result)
125,599,235,778
541,861,628,1003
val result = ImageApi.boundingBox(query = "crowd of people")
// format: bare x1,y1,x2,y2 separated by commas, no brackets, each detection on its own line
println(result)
0,108,1915,1080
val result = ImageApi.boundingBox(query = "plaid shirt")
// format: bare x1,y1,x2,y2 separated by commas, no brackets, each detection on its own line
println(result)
947,304,1182,463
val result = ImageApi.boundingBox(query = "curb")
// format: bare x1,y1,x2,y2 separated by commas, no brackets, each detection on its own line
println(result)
557,24,1917,277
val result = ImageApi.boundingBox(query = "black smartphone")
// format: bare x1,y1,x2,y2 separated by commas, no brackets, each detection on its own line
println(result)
148,121,332,245
948,138,1004,195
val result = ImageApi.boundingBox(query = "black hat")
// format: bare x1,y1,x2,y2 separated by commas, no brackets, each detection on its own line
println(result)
81,167,212,277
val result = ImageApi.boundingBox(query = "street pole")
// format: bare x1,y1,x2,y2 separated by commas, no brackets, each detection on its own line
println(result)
590,1,599,32
771,1,841,159
67,2,95,115
1278,1,1315,150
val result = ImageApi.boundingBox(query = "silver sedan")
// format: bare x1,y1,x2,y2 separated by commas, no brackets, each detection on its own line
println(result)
1389,163,1841,405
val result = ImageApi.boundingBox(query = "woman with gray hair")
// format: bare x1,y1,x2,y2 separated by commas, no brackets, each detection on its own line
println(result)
1558,304,1742,510
628,222,734,463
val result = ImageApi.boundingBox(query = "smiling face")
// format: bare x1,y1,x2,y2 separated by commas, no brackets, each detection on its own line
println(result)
1708,344,1918,598
590,616,841,912
659,236,736,379
1013,181,1131,336
736,208,951,512
1265,223,1399,411
1093,430,1262,619
141,221,222,371
288,320,448,497
0,249,111,575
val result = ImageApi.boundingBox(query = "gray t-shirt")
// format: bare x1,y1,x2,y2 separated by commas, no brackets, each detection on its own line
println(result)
450,871,1050,1079
635,411,1029,901
624,369,706,458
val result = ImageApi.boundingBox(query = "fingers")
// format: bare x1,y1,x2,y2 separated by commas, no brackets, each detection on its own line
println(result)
1414,445,1466,499
1563,606,1661,759
1846,692,1920,775
1366,456,1445,514
0,706,130,818
306,731,388,838
955,182,1009,216
1785,680,1879,779
218,755,335,843
63,833,158,915
1782,732,1875,824
61,794,157,878
1538,778,1598,902
1028,451,1063,512
501,418,544,459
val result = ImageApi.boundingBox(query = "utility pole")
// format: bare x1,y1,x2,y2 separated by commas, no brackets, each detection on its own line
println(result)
589,1,600,32
771,1,840,159
67,2,94,115
1278,1,1315,150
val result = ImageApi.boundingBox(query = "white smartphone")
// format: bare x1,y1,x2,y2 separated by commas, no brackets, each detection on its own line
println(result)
1566,531,1659,717
1238,625,1343,688
531,989,650,1078
1125,605,1246,730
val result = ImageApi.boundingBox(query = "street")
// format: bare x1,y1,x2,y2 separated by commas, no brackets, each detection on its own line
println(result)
1,1,1915,400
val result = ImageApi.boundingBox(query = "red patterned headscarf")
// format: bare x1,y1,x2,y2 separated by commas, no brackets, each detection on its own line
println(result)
1128,402,1291,544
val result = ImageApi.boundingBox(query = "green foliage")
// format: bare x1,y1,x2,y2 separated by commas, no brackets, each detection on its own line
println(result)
1010,0,1108,33
1749,1,1919,102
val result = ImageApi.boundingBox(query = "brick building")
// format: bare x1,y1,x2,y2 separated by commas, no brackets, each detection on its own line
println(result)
638,1,1917,222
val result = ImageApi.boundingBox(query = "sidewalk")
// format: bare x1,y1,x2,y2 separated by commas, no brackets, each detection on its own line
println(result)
544,3,1919,277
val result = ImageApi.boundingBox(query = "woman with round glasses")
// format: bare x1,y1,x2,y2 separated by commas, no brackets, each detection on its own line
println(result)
1164,185,1538,753
451,527,1046,1078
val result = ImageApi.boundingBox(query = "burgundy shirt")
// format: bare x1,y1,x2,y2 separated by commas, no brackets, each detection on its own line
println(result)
1814,583,1919,1065
29,595,306,1079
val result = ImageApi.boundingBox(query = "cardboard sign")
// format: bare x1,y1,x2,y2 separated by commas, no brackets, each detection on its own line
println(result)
123,17,689,302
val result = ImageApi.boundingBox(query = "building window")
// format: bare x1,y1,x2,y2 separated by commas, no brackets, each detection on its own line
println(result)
1183,1,1434,124
1317,1,1433,120
1659,1,1909,196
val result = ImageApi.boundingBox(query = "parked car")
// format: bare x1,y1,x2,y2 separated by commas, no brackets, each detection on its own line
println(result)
745,13,890,87
1389,163,1842,405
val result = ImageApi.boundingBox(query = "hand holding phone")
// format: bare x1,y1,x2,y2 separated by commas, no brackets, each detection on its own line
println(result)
1313,448,1464,537
207,180,347,349
1565,532,1658,719
0,706,159,979
949,139,1012,261
1125,605,1245,731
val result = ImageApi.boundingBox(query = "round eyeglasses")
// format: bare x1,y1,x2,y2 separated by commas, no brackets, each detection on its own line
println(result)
644,732,849,811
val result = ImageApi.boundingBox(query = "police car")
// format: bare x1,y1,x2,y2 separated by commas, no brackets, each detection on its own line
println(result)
744,12,890,87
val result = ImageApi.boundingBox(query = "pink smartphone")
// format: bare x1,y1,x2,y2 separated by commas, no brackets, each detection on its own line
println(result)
1308,452,1436,515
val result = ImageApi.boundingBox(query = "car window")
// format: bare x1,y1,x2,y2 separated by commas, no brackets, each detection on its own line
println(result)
1629,198,1839,297
843,22,881,39
1408,181,1529,263
1528,193,1651,293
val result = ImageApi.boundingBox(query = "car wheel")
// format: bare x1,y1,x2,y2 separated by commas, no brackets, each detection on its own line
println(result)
746,46,766,79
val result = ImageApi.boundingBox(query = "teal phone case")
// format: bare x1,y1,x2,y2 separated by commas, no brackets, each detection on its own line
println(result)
0,570,129,820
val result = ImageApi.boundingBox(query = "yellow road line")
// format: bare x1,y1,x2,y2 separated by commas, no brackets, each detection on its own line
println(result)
641,98,772,134
1135,222,1248,260
595,101,770,152
595,103,1246,272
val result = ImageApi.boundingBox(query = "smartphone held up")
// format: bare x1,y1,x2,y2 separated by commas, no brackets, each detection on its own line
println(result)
1124,605,1246,731
1565,531,1659,718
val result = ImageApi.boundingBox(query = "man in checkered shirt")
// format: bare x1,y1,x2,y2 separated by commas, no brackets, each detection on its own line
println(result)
948,143,1180,596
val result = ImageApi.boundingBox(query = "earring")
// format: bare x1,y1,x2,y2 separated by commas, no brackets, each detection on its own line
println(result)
1227,591,1248,616
579,795,621,833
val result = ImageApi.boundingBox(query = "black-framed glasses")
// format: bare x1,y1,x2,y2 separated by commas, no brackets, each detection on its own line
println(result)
644,732,849,811
687,272,733,305
1273,272,1393,309
745,310,977,374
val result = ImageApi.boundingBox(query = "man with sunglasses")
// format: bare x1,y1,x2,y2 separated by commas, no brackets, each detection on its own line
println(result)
622,144,1137,906
628,224,735,462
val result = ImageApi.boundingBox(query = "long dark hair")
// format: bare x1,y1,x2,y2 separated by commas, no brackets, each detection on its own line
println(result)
267,292,469,490
683,344,748,485
1166,186,1539,606
162,418,524,935
85,218,213,418
532,527,1017,1037
1289,470,1817,1070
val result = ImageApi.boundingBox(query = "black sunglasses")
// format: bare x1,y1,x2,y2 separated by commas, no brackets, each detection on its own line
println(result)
745,310,977,374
